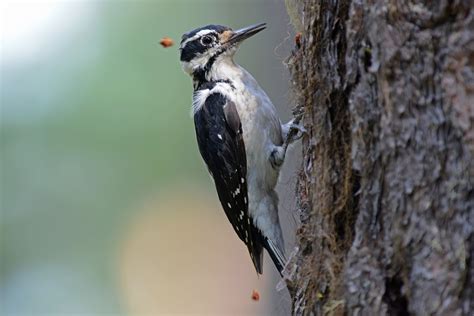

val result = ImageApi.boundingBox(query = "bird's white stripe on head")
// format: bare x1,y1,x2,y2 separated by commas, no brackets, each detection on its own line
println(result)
180,29,214,49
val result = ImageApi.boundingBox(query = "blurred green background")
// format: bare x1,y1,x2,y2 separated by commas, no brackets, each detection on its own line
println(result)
1,0,299,314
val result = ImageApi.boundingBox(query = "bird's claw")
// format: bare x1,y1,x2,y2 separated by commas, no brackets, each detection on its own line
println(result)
291,106,305,122
283,119,306,145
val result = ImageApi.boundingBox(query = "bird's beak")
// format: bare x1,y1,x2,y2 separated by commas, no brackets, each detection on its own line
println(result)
226,23,267,45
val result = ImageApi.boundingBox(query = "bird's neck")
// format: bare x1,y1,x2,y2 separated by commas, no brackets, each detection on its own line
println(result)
193,56,242,90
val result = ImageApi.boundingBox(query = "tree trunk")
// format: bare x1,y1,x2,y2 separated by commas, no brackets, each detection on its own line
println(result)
284,1,473,314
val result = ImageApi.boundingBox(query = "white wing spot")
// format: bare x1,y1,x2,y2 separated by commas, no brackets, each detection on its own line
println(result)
244,197,247,204
217,134,223,140
241,177,245,184
247,218,251,225
233,187,240,196
239,212,244,220
227,202,232,209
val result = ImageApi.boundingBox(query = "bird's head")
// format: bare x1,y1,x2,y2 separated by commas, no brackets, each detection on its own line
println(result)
179,23,266,80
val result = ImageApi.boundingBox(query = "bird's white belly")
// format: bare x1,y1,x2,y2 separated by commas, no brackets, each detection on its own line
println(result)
233,85,284,245
232,82,282,196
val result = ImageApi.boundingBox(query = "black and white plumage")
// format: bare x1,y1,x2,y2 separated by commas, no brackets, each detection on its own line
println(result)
193,88,264,272
180,23,300,276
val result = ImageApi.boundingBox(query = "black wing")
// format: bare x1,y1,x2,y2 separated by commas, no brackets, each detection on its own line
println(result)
193,92,264,274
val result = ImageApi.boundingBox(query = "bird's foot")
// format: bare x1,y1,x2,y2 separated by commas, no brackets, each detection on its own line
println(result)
269,146,286,169
282,119,306,145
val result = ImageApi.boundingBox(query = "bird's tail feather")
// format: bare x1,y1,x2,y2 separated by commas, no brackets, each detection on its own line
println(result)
263,237,287,277
248,243,264,275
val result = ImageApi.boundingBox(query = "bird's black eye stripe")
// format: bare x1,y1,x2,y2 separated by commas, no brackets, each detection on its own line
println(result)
200,35,214,46
180,33,218,62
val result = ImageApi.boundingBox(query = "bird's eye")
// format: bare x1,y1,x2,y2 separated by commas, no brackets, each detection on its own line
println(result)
201,36,214,46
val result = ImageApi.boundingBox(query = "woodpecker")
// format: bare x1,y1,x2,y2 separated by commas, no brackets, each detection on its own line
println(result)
180,23,302,276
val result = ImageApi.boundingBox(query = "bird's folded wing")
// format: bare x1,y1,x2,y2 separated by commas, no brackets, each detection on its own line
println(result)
193,92,264,273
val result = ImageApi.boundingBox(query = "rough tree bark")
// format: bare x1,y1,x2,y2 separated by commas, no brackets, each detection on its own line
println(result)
284,1,473,315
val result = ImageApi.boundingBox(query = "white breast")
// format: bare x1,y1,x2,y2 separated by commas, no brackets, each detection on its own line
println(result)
227,66,283,192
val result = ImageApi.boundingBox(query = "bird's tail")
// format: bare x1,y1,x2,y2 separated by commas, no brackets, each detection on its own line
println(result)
263,237,287,277
248,242,264,275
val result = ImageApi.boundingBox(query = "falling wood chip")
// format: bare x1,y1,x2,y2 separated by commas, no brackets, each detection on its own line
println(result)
251,289,260,301
160,37,174,48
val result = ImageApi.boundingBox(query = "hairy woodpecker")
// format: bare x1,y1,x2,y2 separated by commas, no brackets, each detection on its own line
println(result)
180,23,302,276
